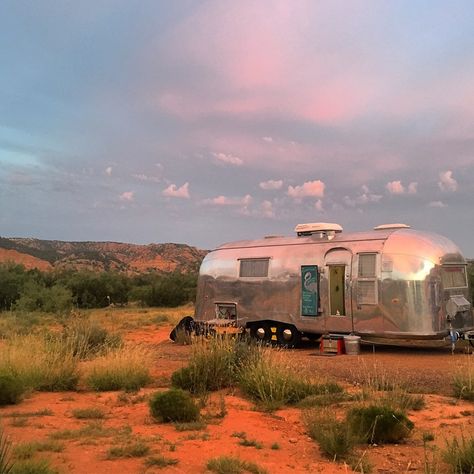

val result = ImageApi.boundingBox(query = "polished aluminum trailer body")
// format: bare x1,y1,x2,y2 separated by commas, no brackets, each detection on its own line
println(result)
194,226,473,343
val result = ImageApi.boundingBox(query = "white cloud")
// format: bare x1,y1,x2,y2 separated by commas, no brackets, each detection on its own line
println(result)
262,136,273,143
259,179,283,190
287,180,325,199
428,200,447,208
212,152,244,166
105,167,112,176
162,182,190,198
119,191,134,202
407,182,418,194
438,170,458,192
386,180,405,194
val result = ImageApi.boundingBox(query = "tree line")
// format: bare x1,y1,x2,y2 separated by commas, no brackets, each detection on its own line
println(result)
0,262,197,313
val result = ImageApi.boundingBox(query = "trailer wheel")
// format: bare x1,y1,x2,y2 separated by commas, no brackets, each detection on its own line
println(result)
276,324,301,348
249,322,272,342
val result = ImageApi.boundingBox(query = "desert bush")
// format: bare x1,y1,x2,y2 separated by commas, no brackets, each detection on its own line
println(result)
347,405,414,444
144,455,179,468
442,433,474,473
149,389,200,423
0,374,26,406
305,409,355,460
0,424,13,474
13,441,64,460
238,347,337,411
206,456,268,474
85,344,152,391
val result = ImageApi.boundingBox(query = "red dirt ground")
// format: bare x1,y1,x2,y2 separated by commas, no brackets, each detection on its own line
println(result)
1,323,473,474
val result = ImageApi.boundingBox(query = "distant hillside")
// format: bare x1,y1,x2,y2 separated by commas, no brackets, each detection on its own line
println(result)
0,237,208,273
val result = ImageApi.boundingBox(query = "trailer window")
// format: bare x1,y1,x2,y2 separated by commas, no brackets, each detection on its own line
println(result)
441,266,467,289
357,253,378,304
239,258,269,278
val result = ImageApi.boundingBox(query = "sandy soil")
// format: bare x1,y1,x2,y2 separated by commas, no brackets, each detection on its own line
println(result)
1,323,473,474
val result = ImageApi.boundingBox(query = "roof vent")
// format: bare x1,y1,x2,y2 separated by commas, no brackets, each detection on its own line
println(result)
373,223,411,231
295,222,343,239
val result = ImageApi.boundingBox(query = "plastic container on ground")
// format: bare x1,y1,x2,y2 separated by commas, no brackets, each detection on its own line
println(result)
344,335,361,355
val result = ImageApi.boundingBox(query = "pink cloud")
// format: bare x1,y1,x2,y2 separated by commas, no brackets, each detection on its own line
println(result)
162,182,190,198
204,194,252,207
287,180,325,199
386,181,404,195
212,152,244,166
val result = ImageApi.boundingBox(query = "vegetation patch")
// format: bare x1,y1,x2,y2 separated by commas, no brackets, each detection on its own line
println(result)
206,456,268,474
347,405,414,444
452,356,474,401
173,421,207,432
149,389,200,423
1,425,13,474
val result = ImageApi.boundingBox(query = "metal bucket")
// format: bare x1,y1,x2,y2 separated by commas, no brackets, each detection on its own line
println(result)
344,335,361,355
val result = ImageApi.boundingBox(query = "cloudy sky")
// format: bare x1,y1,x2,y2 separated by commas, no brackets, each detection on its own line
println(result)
1,1,473,255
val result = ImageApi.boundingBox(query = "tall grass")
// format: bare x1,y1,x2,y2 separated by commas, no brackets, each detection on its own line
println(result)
0,334,79,392
85,344,152,391
238,346,340,411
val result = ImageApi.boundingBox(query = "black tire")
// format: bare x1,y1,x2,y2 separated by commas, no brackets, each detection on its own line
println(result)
249,322,272,343
170,316,194,341
276,324,301,348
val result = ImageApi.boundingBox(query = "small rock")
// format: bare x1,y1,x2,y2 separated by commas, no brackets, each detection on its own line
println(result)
288,438,298,444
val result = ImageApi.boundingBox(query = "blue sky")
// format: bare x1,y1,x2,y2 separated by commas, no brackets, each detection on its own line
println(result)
1,0,473,255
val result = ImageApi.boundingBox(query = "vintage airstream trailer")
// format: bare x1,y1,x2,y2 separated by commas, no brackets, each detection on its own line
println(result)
192,223,473,347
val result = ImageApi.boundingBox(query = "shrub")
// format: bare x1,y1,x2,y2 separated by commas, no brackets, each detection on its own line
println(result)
305,409,355,460
206,456,268,474
85,344,152,391
347,405,414,444
71,408,105,419
144,455,179,468
442,433,474,473
0,374,25,406
149,389,200,423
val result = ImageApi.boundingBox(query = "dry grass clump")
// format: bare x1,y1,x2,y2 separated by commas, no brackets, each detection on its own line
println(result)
85,344,152,391
71,408,105,419
206,456,268,474
239,346,341,411
0,334,80,393
442,433,474,473
106,441,150,459
452,354,474,401
305,409,356,461
0,424,13,474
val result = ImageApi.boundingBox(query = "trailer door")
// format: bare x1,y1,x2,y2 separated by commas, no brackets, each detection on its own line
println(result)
324,248,353,333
